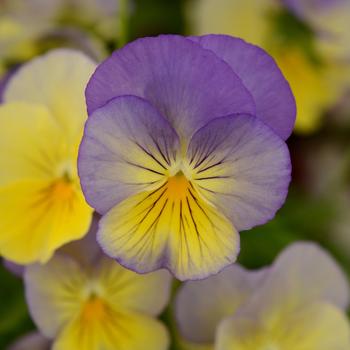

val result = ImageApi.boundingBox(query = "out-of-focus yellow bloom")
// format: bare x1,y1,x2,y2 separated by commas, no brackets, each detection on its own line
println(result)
24,238,171,350
275,48,338,132
0,17,39,76
0,49,95,264
176,243,350,350
0,0,60,76
188,0,279,45
0,0,116,78
188,0,345,133
60,0,120,42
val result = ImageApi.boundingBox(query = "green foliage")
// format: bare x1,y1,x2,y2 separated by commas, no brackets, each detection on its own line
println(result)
0,263,34,348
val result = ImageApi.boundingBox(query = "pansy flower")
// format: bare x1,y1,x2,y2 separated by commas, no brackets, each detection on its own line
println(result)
78,34,295,280
176,242,350,349
24,222,171,350
0,49,95,264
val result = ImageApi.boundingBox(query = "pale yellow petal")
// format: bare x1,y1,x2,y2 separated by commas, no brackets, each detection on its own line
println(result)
25,254,88,337
216,302,350,350
95,257,172,316
4,49,96,139
247,242,349,322
0,102,64,185
281,302,350,350
53,311,169,350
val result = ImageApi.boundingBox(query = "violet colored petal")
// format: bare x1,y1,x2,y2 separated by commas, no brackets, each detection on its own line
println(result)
191,35,296,140
59,212,102,267
8,332,51,350
247,242,350,315
3,259,24,277
176,264,268,343
187,114,291,231
78,95,180,214
85,35,255,139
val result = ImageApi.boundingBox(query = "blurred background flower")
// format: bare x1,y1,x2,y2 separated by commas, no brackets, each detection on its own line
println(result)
176,243,350,349
24,225,171,350
0,49,95,264
0,0,122,78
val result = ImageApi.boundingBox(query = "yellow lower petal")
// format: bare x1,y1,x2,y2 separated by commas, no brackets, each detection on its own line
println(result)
96,257,171,316
99,173,239,280
217,302,350,350
0,179,92,264
53,311,169,350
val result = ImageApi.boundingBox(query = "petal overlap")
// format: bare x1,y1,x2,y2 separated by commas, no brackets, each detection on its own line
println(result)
86,35,256,139
176,265,268,343
79,95,181,214
191,35,296,140
25,245,171,350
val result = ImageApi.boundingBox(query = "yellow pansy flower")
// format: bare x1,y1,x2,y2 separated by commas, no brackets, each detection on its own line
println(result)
24,231,171,350
0,49,95,264
176,242,350,350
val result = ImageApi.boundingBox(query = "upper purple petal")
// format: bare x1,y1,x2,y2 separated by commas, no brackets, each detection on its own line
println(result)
191,35,296,140
86,35,255,139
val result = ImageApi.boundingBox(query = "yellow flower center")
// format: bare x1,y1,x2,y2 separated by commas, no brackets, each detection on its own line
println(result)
50,178,75,201
81,295,107,324
166,171,191,200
